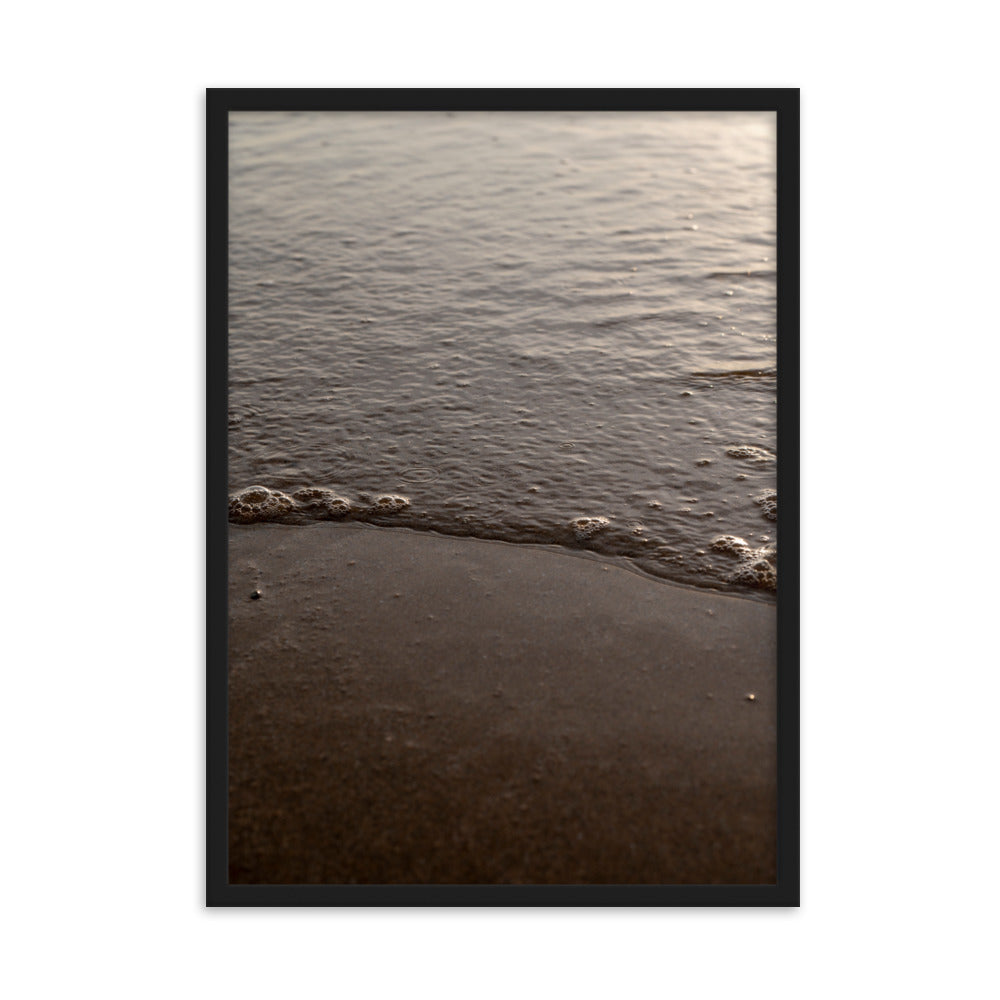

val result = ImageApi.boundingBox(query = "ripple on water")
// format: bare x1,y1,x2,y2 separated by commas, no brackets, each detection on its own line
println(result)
228,112,777,597
398,467,439,484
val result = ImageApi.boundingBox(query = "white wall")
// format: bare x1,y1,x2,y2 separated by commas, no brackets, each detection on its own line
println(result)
4,4,997,998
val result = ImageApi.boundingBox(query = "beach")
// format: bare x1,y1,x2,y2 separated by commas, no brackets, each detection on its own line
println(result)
228,522,776,884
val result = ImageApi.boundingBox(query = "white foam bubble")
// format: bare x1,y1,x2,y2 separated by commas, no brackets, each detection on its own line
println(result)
228,485,295,524
291,487,353,518
754,489,777,520
368,494,411,513
570,516,610,540
710,534,749,555
709,534,776,590
728,555,777,590
726,445,775,464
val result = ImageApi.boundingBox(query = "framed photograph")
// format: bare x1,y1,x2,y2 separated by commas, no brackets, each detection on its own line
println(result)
207,88,799,905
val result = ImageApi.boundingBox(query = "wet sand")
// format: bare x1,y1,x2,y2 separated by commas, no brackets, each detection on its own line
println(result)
228,523,776,884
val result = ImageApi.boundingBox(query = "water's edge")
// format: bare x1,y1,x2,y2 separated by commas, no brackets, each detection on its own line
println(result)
229,486,777,603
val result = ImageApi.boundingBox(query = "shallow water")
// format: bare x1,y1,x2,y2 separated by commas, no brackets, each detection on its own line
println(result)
228,111,777,597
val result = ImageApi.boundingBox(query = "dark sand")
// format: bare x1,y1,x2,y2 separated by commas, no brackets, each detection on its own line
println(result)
228,523,776,884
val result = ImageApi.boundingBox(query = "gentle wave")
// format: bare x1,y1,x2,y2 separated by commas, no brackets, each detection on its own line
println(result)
229,483,778,594
229,111,778,598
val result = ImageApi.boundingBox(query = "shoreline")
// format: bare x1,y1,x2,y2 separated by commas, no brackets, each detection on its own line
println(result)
228,522,776,884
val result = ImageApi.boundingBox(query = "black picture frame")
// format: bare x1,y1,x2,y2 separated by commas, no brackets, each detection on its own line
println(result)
207,88,799,906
